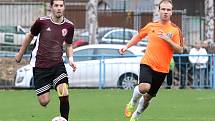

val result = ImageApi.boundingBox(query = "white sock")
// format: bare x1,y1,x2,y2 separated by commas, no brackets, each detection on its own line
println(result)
132,96,145,119
129,86,142,106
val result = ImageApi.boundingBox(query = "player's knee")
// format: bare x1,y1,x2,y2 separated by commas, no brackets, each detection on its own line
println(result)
38,93,50,107
39,98,49,107
40,101,49,107
57,83,69,97
139,83,151,94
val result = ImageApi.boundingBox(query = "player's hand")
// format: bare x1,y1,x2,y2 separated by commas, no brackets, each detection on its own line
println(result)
68,56,77,72
119,46,128,55
157,30,170,42
15,53,22,63
69,61,77,72
70,62,77,72
69,60,77,72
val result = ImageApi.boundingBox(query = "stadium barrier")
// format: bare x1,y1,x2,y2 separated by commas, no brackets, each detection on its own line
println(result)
0,54,214,89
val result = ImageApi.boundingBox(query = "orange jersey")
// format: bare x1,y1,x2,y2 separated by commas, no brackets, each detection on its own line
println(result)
139,22,183,73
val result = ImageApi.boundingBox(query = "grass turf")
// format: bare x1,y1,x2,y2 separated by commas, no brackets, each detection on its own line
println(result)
0,89,215,121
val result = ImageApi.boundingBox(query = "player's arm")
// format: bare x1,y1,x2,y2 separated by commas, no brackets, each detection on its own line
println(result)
65,24,76,72
165,38,183,53
66,43,76,72
119,23,149,54
15,33,34,63
16,17,41,63
119,34,142,54
157,30,183,53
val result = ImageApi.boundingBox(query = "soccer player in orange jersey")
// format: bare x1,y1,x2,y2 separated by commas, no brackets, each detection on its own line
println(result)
119,0,183,121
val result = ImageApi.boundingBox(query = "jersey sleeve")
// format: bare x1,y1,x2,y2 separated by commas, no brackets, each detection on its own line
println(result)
30,18,41,36
65,25,74,44
138,23,150,39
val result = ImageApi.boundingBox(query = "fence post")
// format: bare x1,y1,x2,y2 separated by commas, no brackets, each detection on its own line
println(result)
213,54,215,89
99,56,103,89
99,55,105,89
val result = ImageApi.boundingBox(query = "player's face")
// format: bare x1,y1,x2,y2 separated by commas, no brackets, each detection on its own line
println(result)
51,1,65,18
159,2,172,22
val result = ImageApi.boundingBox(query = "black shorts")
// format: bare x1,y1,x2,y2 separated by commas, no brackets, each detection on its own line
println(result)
139,64,167,97
33,63,68,96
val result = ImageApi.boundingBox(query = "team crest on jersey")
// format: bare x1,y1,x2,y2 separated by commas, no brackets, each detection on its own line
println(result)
46,27,51,31
166,33,173,39
62,29,68,37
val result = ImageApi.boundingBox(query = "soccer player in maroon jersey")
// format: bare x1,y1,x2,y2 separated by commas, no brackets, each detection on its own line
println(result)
15,0,76,120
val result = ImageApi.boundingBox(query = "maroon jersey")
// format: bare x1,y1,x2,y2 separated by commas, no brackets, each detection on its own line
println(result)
30,16,74,68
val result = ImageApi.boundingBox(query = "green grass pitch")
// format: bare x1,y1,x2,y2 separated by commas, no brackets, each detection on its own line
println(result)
0,89,215,121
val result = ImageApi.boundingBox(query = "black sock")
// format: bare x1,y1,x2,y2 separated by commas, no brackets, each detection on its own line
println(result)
59,96,70,120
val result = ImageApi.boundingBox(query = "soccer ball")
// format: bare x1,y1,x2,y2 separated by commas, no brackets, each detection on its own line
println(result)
51,116,67,121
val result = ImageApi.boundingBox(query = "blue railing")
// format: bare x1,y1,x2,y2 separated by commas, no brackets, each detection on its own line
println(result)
0,53,214,89
173,54,214,89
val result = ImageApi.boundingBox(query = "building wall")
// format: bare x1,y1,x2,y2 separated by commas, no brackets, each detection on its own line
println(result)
0,0,213,43
173,0,205,16
0,2,45,26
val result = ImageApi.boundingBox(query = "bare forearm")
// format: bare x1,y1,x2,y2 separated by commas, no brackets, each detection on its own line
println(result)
66,43,77,72
19,33,34,55
126,34,142,48
157,31,183,53
167,39,183,53
119,34,143,54
16,33,34,62
66,44,74,59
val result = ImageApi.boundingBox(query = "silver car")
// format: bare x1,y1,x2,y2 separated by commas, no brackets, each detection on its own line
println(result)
73,27,148,48
15,44,145,89
0,25,26,45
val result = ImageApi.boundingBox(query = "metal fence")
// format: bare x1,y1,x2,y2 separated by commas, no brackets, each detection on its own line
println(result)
171,54,215,89
0,54,214,89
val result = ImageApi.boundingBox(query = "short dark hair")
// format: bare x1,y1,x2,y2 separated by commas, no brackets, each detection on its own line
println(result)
50,0,65,6
158,0,173,9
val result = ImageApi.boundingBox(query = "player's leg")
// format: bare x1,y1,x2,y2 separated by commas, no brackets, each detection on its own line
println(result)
33,67,53,107
56,83,69,120
130,93,152,121
37,92,50,107
53,63,70,120
124,64,152,118
130,70,167,120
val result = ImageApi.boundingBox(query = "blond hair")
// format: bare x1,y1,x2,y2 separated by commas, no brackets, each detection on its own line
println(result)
158,0,173,9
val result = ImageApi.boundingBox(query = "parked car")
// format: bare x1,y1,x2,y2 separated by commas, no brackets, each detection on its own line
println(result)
0,25,36,52
15,44,146,89
73,27,148,48
98,28,147,46
0,25,26,45
72,37,88,48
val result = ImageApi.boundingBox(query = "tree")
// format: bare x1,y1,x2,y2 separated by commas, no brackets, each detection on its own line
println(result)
86,0,98,44
204,0,214,43
153,0,161,21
